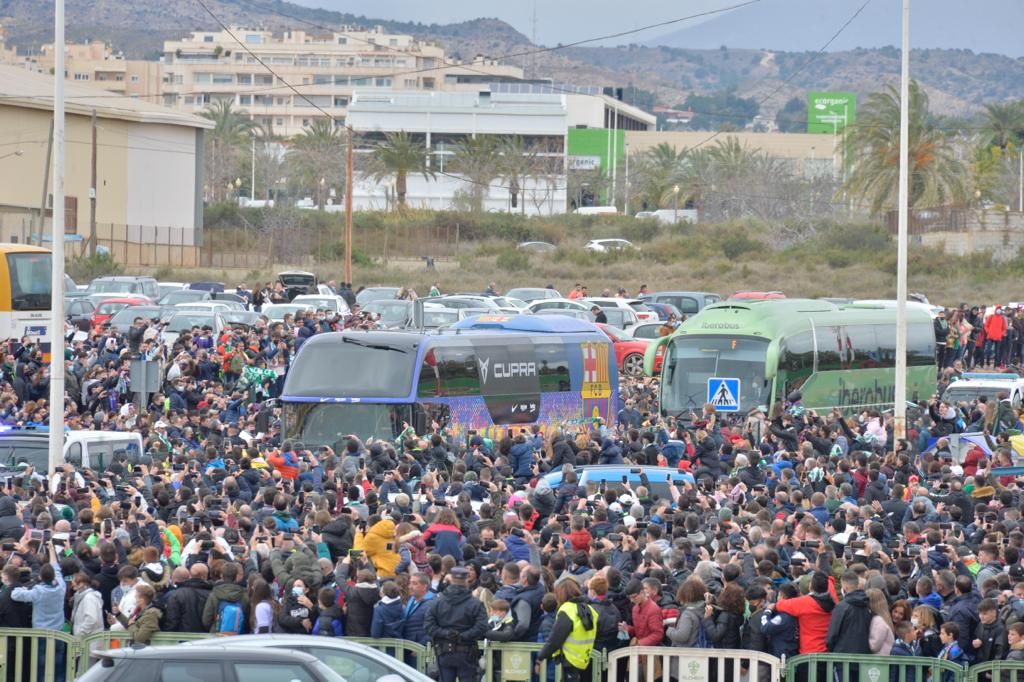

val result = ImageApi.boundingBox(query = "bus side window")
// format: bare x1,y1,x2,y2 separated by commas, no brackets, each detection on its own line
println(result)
781,331,814,396
66,442,83,467
905,322,935,366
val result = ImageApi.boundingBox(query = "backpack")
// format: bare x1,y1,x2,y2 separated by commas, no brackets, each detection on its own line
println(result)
216,599,246,635
695,619,713,648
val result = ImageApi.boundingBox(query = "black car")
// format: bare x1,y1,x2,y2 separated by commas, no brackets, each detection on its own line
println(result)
78,645,345,682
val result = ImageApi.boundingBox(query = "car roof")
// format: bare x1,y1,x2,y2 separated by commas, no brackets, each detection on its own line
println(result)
92,276,155,281
97,645,319,663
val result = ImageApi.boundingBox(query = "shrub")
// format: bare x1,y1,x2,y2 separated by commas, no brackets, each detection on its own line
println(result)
495,248,530,271
67,252,122,281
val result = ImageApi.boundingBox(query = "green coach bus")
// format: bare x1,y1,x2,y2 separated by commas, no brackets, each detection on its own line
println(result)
643,299,936,415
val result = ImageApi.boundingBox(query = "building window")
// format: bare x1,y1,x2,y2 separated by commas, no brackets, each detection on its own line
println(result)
203,35,214,43
239,95,251,105
334,76,349,86
73,73,89,80
352,78,369,87
255,74,273,86
275,118,284,126
423,78,435,89
389,38,398,46
375,78,392,87
404,79,417,88
302,118,311,127
212,73,234,84
236,73,252,85
333,96,349,107
245,34,261,44
313,74,331,85
129,75,139,82
194,73,212,84
184,96,194,104
275,97,285,105
337,37,347,45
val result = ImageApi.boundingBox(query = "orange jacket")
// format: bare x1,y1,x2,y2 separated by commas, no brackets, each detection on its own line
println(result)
985,313,1007,341
267,450,299,480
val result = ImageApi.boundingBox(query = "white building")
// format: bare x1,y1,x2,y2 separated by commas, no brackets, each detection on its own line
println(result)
347,90,568,214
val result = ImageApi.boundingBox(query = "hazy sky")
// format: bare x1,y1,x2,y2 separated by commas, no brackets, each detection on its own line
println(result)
292,0,729,47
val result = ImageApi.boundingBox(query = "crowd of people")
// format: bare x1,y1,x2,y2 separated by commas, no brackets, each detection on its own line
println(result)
3,282,1024,682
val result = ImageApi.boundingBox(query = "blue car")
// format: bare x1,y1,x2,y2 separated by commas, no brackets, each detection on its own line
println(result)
543,465,694,502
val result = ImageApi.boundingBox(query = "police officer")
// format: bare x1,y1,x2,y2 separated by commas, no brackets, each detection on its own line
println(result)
424,566,488,682
536,578,598,682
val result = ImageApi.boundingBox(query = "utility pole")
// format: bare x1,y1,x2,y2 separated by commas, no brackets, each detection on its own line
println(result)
36,120,54,246
48,0,67,475
89,109,97,256
1019,149,1022,212
344,127,353,284
893,0,911,442
251,130,256,203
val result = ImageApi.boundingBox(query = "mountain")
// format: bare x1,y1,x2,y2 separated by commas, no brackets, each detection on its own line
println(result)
0,0,1021,118
647,0,1024,59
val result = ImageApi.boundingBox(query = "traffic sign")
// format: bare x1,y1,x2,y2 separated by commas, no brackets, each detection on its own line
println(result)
707,377,740,411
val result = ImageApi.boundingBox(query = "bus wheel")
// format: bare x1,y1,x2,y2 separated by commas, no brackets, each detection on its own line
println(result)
623,353,644,376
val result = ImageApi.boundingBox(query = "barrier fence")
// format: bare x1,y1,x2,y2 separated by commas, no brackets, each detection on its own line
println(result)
5,627,1024,682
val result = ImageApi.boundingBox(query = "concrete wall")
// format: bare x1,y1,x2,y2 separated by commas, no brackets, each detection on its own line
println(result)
352,174,567,215
915,210,1024,261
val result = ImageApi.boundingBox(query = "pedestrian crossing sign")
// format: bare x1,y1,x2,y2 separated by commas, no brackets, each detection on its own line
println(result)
707,377,740,411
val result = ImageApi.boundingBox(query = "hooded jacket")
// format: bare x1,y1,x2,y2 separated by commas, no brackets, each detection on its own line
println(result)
598,439,624,465
200,581,249,633
270,544,322,593
666,601,705,647
424,583,489,645
371,595,405,638
344,581,380,636
550,437,576,469
321,517,355,561
363,519,400,578
71,586,105,636
775,587,837,654
277,591,318,634
825,589,873,654
510,441,535,478
162,577,212,633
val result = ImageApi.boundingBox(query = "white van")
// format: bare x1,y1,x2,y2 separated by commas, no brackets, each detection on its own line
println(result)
0,429,145,472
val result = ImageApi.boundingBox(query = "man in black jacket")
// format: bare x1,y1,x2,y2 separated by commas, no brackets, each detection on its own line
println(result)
825,572,872,654
425,567,488,682
162,565,212,633
973,599,1008,665
0,565,31,682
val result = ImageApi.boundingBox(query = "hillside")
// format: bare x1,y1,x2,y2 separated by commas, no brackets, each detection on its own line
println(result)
1,0,1021,117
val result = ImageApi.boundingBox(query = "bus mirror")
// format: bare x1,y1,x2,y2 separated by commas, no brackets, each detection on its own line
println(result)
414,411,428,435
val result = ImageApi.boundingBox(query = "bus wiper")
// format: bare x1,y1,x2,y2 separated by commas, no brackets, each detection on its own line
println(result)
342,336,408,354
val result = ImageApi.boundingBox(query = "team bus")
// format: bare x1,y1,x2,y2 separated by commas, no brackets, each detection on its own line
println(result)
282,315,619,447
643,299,936,416
0,244,52,347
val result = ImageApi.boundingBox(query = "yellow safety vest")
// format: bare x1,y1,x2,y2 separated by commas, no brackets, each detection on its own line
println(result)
556,601,598,670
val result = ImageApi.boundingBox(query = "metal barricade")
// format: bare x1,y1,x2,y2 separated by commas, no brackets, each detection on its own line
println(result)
784,653,967,682
966,660,1024,682
344,637,430,674
0,628,79,682
480,641,604,682
606,646,783,682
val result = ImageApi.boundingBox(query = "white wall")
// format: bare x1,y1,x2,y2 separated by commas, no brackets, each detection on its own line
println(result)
125,123,201,239
566,96,605,129
352,174,567,215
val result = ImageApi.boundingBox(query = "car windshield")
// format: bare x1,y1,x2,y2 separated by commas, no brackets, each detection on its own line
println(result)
88,280,136,294
663,335,770,412
356,288,399,305
166,314,216,332
110,306,162,327
222,311,261,326
943,386,997,403
159,290,207,305
423,310,458,328
262,305,308,320
278,273,315,286
366,301,410,324
507,288,547,302
97,302,133,315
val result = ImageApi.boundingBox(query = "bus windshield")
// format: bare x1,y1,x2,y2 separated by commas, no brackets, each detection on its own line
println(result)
663,335,770,413
7,253,51,311
284,337,415,398
285,403,413,447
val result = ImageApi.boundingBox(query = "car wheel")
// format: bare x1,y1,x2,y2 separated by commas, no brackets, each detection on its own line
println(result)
623,353,644,377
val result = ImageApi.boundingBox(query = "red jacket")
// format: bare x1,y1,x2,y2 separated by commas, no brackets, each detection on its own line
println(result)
566,529,593,553
985,313,1007,342
963,446,986,477
775,578,838,654
628,596,664,646
267,450,299,480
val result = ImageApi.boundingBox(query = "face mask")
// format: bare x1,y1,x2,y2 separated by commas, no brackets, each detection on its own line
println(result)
292,586,304,598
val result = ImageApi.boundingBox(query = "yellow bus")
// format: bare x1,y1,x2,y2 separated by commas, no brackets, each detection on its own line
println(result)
0,244,53,347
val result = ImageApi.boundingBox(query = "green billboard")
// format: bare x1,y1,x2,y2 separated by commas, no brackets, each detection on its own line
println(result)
807,92,856,134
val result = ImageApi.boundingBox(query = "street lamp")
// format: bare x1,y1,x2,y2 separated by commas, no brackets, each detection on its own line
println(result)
672,184,680,223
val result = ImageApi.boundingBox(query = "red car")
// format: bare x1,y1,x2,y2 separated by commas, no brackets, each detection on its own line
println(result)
92,297,148,328
597,323,663,377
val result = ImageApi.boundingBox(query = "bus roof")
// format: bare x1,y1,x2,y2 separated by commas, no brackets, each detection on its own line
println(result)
676,298,934,338
0,243,50,254
451,314,600,334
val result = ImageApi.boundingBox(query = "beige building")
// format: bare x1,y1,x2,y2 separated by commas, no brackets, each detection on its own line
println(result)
160,27,527,137
0,65,212,256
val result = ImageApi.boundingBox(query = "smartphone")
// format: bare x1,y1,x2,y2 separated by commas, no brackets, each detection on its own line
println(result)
311,525,321,534
283,532,294,541
402,514,416,523
621,475,628,484
551,533,561,545
349,549,364,558
1,543,14,552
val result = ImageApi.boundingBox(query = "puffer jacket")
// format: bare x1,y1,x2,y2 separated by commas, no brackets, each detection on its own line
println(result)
510,441,535,478
826,589,873,654
201,581,249,633
667,601,705,647
321,517,354,561
270,543,321,592
344,582,380,637
598,439,624,465
122,604,163,645
550,437,576,468
363,519,400,578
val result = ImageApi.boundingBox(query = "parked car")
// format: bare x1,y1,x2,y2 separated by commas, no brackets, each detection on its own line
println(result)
277,271,318,301
92,297,147,328
516,241,557,253
422,307,462,329
221,310,263,330
291,294,350,315
641,291,721,317
584,297,658,323
627,322,666,340
364,299,414,329
158,289,212,306
642,301,683,321
597,323,661,376
64,298,96,331
260,303,313,322
107,305,164,333
583,238,636,253
188,281,226,293
433,295,517,314
78,645,346,682
506,287,562,302
601,307,640,329
532,309,595,322
356,286,402,305
173,301,232,314
161,311,225,347
526,298,591,315
181,634,433,682
86,276,159,300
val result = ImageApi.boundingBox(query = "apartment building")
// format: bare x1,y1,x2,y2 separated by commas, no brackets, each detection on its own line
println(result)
160,27,527,137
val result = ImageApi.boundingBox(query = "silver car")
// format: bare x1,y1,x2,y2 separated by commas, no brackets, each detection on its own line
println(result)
182,634,432,682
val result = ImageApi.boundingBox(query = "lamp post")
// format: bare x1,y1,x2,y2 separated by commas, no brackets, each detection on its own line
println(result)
48,0,66,475
250,130,256,203
894,0,911,442
672,184,680,223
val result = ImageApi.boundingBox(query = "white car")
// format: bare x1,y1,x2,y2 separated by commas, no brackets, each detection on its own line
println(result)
627,321,667,340
433,295,519,315
173,301,232,314
506,287,562,302
260,303,316,322
161,311,225,347
583,238,636,253
292,294,351,316
942,373,1024,408
526,298,592,315
584,297,659,323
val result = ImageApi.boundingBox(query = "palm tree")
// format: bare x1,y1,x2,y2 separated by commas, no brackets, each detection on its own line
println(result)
288,118,346,209
200,101,260,202
451,136,500,212
369,131,434,208
843,80,968,215
980,100,1024,151
632,143,688,210
495,136,537,213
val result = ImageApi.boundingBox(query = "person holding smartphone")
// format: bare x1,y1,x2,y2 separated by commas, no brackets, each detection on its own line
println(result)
11,538,67,680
